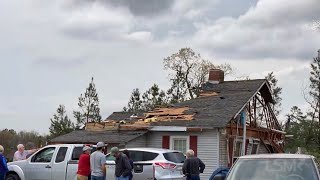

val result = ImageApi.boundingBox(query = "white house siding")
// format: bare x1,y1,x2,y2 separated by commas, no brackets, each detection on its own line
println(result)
145,130,219,180
258,142,269,154
219,132,228,167
126,135,147,148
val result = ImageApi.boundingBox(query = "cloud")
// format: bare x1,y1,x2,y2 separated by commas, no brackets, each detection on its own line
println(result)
124,31,153,43
192,0,320,60
61,2,137,41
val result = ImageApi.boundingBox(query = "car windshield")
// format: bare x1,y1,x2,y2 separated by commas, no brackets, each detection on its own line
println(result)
226,158,318,180
163,152,185,163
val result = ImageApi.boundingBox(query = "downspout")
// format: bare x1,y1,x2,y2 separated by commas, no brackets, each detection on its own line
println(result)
241,111,247,156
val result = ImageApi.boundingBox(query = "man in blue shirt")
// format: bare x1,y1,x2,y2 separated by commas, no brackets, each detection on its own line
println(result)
0,145,8,180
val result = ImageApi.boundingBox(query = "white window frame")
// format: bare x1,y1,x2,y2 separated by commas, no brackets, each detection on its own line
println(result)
170,136,190,154
233,139,243,161
247,138,260,155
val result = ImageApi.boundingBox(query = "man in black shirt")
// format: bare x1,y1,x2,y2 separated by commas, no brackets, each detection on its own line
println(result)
182,149,205,180
110,147,132,180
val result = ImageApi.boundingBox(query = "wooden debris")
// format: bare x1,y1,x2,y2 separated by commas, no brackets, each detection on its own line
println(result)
85,106,195,131
199,91,219,97
145,107,190,118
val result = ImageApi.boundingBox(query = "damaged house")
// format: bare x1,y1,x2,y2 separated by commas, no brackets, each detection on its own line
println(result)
50,69,285,179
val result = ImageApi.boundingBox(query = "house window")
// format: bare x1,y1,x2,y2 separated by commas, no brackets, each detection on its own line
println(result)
247,138,260,155
170,136,189,154
233,140,243,162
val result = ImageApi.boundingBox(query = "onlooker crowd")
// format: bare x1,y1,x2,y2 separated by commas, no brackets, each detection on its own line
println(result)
1,142,136,180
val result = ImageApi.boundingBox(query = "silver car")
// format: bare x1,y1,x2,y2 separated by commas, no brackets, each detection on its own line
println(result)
225,154,320,180
105,148,186,180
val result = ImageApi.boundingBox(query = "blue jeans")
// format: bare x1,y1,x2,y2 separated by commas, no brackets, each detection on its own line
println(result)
187,174,200,180
116,176,129,180
91,175,105,180
0,173,5,180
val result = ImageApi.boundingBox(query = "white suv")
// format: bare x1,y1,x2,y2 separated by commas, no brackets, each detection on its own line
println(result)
105,148,186,180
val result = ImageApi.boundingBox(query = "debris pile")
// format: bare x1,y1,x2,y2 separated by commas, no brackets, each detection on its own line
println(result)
86,107,194,131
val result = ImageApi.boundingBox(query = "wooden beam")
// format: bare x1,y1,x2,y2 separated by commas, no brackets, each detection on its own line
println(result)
254,96,257,128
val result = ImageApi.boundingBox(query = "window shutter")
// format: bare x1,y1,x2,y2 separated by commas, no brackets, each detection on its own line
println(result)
162,136,170,149
189,136,198,156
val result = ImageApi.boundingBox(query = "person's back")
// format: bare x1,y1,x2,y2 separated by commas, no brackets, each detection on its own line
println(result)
90,151,105,177
184,157,205,175
90,142,106,180
77,146,92,180
182,150,205,180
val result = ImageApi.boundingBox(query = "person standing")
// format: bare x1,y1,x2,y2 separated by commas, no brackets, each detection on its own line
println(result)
182,149,205,180
90,142,106,180
0,145,8,180
77,146,92,180
110,147,132,180
13,144,38,161
122,150,133,180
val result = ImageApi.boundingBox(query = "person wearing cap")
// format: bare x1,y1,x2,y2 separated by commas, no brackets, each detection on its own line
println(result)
13,144,38,161
0,145,8,180
77,146,92,180
90,142,106,180
110,147,132,180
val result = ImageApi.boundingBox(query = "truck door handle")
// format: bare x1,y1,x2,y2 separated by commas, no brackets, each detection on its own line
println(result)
45,165,51,168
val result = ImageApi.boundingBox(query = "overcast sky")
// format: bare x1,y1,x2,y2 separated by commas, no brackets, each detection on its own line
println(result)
1,0,320,134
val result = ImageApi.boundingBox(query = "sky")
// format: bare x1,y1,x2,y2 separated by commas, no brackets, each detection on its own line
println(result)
1,0,320,134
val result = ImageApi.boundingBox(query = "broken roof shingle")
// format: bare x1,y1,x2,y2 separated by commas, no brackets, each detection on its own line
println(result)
106,111,145,121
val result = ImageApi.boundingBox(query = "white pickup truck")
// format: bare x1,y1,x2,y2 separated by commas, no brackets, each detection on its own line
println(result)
6,144,95,180
6,144,179,180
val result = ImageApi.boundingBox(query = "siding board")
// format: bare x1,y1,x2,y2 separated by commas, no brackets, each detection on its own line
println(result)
219,132,228,166
126,135,147,148
258,142,269,154
146,130,219,179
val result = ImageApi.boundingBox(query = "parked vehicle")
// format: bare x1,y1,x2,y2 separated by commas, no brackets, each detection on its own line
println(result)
105,148,186,180
6,144,96,180
221,154,320,180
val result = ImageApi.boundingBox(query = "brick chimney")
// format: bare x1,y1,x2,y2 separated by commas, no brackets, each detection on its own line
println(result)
208,69,224,84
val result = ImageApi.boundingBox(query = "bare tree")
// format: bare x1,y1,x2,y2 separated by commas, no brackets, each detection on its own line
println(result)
164,48,232,102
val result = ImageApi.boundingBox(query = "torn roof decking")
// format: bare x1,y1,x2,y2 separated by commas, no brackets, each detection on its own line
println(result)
105,79,271,128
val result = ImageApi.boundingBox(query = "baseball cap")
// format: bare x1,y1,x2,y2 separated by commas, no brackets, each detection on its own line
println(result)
96,142,106,148
110,147,119,156
83,146,92,151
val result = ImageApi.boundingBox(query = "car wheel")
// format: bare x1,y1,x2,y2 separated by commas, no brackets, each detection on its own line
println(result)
5,173,20,180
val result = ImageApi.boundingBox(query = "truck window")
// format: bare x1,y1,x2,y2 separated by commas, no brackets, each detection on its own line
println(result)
72,147,83,160
31,147,56,163
55,147,68,163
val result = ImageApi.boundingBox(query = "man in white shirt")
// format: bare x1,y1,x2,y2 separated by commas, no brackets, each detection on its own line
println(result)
13,144,38,161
